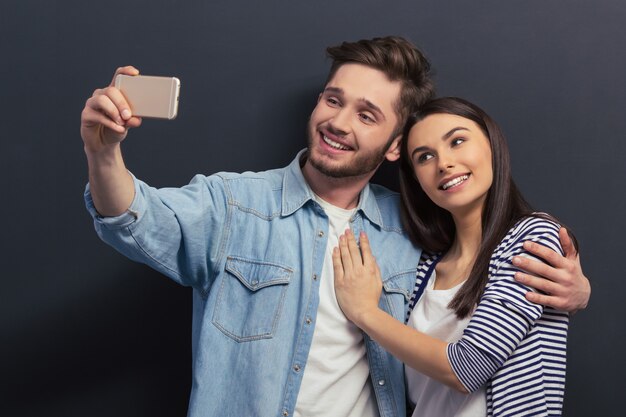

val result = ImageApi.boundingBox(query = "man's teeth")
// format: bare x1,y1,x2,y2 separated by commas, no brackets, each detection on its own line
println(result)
442,175,469,190
323,135,350,150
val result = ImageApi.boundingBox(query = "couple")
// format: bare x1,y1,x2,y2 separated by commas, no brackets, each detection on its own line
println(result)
81,36,590,416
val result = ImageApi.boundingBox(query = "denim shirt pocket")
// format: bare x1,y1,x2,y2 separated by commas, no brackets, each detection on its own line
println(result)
212,256,293,342
381,270,415,319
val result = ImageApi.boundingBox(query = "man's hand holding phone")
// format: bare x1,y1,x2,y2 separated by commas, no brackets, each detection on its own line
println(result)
81,66,182,218
81,66,144,154
81,66,180,154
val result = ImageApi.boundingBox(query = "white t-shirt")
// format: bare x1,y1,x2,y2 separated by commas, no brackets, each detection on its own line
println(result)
406,272,487,417
294,196,379,417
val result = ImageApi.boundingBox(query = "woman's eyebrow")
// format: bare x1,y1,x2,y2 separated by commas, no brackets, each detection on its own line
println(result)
443,127,470,140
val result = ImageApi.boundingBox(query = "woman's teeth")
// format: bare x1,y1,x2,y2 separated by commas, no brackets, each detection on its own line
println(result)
441,175,469,190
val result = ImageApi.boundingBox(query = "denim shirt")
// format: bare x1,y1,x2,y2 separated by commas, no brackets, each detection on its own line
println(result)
85,150,422,417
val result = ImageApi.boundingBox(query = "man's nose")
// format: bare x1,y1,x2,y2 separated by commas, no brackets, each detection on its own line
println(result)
328,108,351,135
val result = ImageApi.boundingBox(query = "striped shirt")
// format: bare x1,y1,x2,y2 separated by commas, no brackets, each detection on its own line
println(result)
406,216,569,416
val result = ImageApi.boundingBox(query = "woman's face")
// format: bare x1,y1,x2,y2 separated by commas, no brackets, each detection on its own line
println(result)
406,113,493,218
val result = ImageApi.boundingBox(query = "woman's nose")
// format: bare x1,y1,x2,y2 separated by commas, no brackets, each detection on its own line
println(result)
438,154,454,173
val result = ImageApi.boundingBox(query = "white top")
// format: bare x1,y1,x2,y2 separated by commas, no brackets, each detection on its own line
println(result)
294,196,379,417
406,272,487,417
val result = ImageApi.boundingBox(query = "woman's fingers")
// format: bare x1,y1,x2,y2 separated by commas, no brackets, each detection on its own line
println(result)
359,232,375,266
332,247,344,283
338,232,354,272
345,229,363,265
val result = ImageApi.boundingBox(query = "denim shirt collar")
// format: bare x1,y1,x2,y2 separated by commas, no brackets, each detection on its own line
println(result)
281,149,383,228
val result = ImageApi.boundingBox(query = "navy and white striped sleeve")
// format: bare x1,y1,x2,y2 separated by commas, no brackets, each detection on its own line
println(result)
446,217,563,392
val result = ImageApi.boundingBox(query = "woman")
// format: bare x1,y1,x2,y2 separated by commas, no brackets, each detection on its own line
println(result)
333,97,575,416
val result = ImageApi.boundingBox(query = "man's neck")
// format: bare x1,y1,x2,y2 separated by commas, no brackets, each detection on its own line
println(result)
301,160,372,210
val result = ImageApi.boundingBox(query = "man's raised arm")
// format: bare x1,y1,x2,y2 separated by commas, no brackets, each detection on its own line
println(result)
81,66,142,217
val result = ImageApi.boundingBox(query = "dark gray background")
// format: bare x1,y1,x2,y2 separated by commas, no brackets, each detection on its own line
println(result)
2,1,624,416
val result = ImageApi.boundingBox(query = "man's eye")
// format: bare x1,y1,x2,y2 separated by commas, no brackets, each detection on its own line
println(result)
359,113,375,123
327,97,340,106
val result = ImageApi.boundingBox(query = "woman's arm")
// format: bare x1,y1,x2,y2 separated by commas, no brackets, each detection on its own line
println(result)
333,230,467,392
334,218,564,393
445,217,565,392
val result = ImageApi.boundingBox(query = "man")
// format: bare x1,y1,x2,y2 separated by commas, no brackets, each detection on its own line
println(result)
81,37,589,417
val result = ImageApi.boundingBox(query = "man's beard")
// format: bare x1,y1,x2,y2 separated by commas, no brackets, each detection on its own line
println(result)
307,127,393,179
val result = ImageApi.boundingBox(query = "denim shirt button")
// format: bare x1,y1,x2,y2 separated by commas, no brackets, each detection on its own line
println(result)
282,411,289,416
305,317,312,325
313,274,318,281
318,230,324,237
293,364,301,372
378,379,385,386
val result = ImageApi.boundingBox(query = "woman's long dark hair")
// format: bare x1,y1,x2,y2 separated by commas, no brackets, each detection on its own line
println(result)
399,97,577,318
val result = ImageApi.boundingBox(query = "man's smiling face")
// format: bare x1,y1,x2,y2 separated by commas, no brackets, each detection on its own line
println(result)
307,63,402,179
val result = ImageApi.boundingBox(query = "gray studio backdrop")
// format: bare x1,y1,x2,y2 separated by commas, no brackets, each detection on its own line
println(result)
2,0,624,416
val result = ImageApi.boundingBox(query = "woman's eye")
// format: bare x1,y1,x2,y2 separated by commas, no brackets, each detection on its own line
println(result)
451,137,465,146
416,153,433,163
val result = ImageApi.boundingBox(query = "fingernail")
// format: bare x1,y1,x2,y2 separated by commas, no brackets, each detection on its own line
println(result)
514,272,524,282
122,109,131,119
512,257,520,265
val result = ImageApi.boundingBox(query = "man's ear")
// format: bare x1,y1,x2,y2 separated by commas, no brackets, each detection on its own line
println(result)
385,135,402,162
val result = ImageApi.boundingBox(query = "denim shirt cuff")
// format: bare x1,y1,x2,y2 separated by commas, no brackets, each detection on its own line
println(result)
84,172,144,229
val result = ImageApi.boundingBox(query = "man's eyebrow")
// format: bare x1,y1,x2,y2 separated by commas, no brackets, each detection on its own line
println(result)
359,98,386,121
322,87,386,121
323,86,344,95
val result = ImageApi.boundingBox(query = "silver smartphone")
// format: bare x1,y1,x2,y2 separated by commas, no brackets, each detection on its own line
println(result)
114,74,181,119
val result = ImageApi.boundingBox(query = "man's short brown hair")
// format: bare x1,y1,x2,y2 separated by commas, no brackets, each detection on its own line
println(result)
326,36,434,135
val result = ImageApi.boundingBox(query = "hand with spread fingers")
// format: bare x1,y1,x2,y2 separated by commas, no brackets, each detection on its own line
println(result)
333,230,383,326
514,227,590,313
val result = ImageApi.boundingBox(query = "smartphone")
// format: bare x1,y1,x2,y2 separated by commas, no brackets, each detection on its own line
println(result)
115,74,181,119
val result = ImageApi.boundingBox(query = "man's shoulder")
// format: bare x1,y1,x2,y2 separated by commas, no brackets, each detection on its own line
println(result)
214,165,285,183
367,183,405,231
204,166,288,216
369,183,401,211
369,183,400,200
208,166,287,193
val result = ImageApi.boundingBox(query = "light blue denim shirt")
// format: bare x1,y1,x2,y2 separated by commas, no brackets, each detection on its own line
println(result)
85,150,422,417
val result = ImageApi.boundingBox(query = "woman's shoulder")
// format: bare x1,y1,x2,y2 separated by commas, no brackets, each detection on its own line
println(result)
496,214,563,257
511,213,560,235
